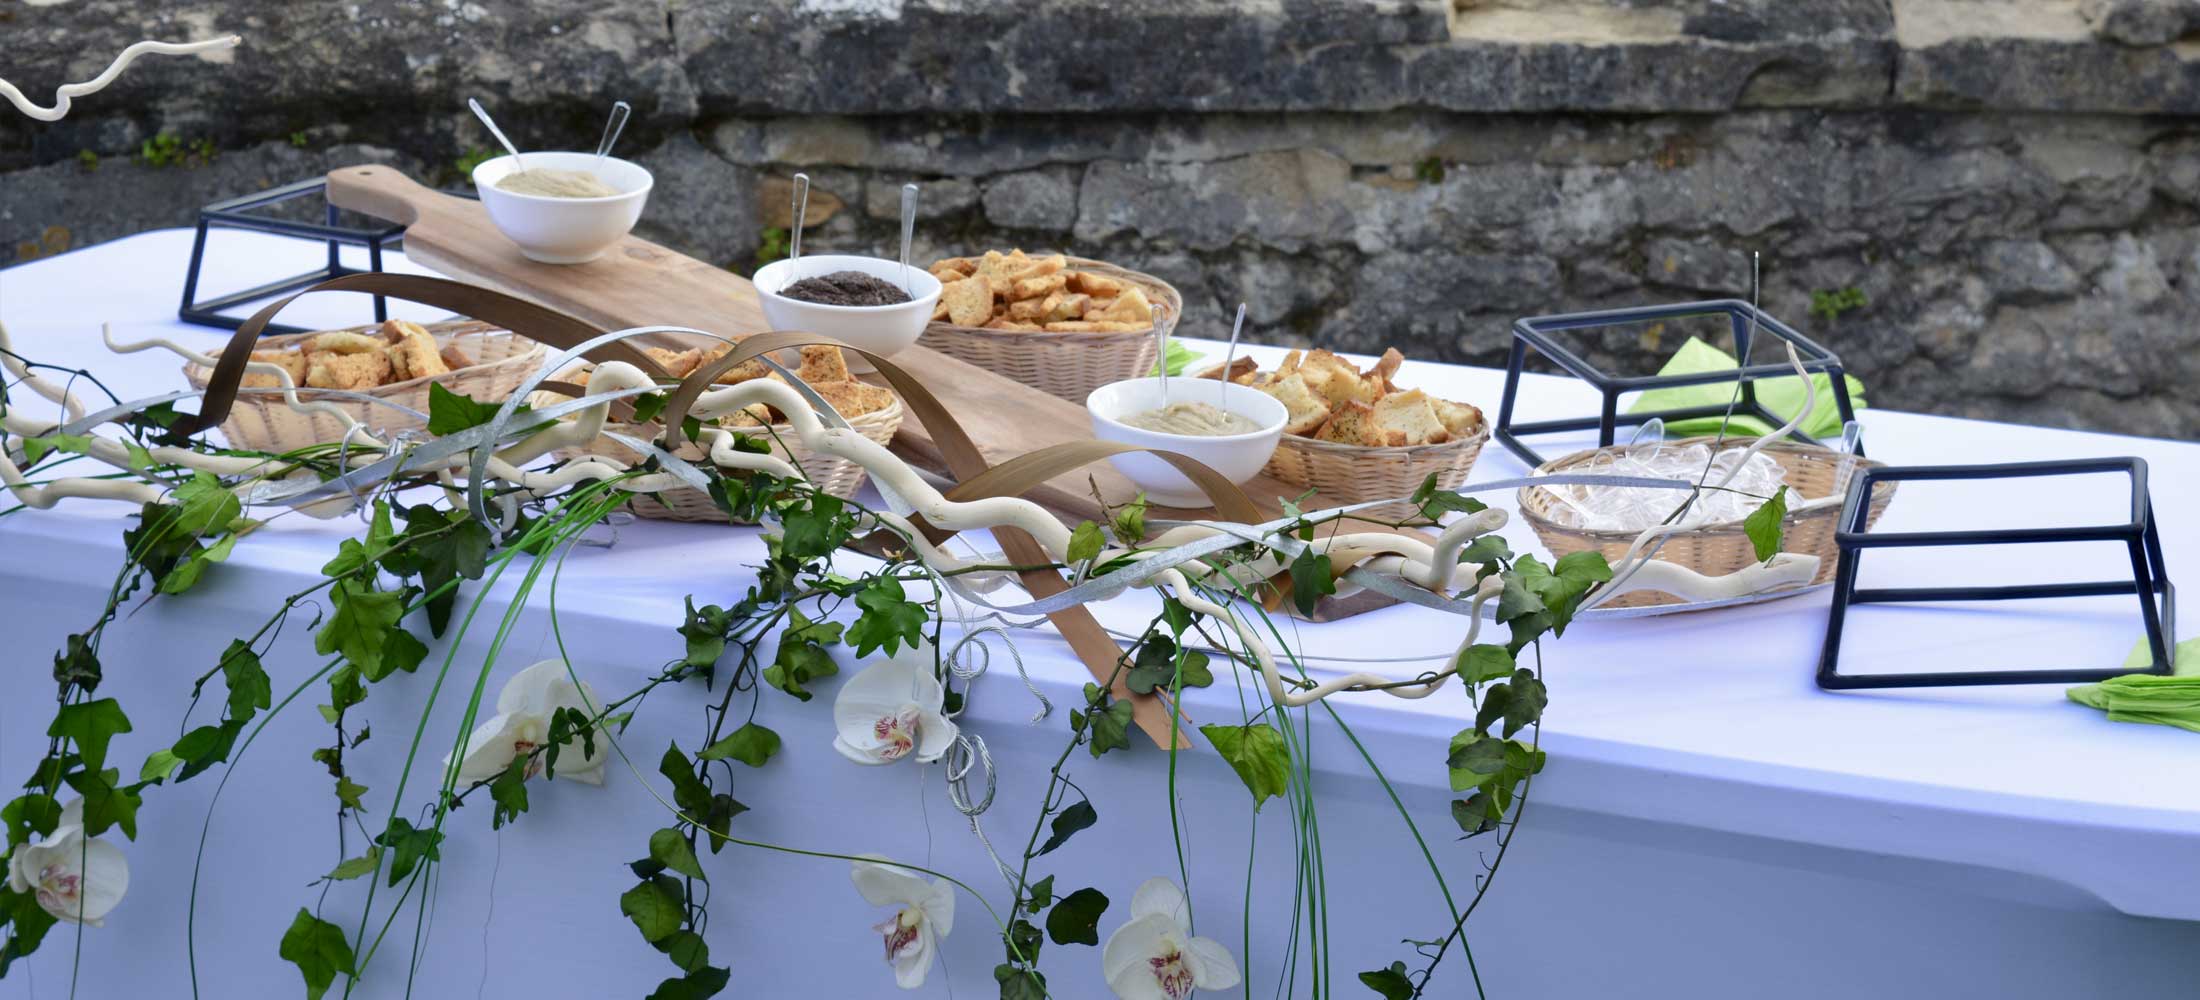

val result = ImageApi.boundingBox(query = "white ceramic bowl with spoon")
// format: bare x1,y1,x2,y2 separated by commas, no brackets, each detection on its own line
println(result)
752,254,944,371
1086,376,1288,508
472,152,653,264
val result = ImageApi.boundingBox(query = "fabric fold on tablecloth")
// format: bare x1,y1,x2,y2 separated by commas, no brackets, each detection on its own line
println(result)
1628,337,1868,439
2066,636,2200,735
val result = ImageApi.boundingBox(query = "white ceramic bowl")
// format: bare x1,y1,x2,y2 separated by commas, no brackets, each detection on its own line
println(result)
472,152,653,264
752,255,944,371
1086,376,1288,508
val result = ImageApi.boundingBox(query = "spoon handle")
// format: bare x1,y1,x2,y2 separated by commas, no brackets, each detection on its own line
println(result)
1220,303,1247,407
786,172,811,291
899,183,919,293
593,100,631,167
467,98,526,173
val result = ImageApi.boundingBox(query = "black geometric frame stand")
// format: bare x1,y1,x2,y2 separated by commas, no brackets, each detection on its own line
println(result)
178,177,405,335
1495,299,1860,467
1816,457,2175,690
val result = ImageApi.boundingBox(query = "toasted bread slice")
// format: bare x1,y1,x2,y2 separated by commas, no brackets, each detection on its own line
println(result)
1038,291,1090,323
1194,357,1258,383
810,380,897,419
304,331,385,356
1006,297,1047,323
942,276,995,327
439,344,476,371
1259,372,1332,436
1314,399,1405,447
1090,286,1153,324
304,349,392,391
1370,347,1404,390
1371,388,1450,446
796,345,852,384
1068,271,1123,298
242,349,307,389
389,325,449,383
1303,352,1381,408
1432,397,1485,439
643,347,701,378
1276,349,1304,376
1005,253,1067,284
1010,271,1068,302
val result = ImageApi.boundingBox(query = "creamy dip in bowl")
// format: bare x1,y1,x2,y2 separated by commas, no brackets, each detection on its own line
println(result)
1086,376,1287,508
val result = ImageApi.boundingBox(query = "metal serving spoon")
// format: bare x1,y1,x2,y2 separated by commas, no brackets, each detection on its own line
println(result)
899,183,919,294
467,98,527,173
785,172,810,292
1218,303,1247,408
592,100,631,172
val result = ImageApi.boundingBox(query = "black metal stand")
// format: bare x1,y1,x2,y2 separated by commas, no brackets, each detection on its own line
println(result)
1816,457,2176,689
178,178,406,334
1494,300,1860,467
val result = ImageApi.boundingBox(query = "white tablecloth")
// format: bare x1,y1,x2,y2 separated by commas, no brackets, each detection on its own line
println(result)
2,230,2196,998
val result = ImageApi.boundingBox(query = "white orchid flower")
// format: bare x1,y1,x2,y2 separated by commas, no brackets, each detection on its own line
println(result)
831,644,957,765
1103,878,1241,1000
447,659,608,786
850,855,956,989
5,798,129,926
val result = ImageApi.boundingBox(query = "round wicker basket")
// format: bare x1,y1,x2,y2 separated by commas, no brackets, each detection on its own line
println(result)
917,258,1179,403
556,396,905,523
1518,437,1897,608
181,321,545,454
1263,424,1491,522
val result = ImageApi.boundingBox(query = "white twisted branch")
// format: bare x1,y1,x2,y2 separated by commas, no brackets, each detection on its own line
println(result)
0,36,242,122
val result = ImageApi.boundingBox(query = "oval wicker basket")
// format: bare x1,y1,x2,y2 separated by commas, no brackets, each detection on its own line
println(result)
1262,424,1491,521
555,396,905,523
1518,437,1898,608
181,320,546,454
917,257,1179,403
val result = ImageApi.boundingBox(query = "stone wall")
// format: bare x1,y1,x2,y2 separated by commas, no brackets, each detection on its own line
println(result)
4,0,2199,437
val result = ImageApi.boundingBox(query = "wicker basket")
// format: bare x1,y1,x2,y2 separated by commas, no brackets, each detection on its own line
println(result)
1518,437,1897,608
918,258,1180,403
1263,424,1491,521
181,321,546,454
556,396,905,523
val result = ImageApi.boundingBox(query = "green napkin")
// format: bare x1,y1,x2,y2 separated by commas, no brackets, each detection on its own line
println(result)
1627,337,1867,439
2066,637,2200,734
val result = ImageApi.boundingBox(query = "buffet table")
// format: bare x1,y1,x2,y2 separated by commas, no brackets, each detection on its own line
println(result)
3,230,2197,998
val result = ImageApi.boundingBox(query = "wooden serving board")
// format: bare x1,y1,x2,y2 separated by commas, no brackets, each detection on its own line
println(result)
323,165,1406,618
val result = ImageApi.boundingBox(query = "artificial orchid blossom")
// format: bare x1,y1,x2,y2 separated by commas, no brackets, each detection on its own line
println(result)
5,798,129,926
850,855,956,989
832,644,957,765
447,659,609,786
1103,878,1241,1000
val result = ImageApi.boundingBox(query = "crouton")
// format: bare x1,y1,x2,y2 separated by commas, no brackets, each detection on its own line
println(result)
1432,397,1486,439
1037,291,1090,323
644,347,701,378
1069,271,1124,298
304,349,392,391
942,276,995,327
1005,253,1067,284
1314,399,1405,447
810,380,897,419
1006,297,1048,323
1194,357,1258,383
1259,373,1332,436
439,344,476,371
1089,287,1153,325
387,324,449,383
795,345,852,384
242,349,307,389
1371,347,1404,390
304,331,385,356
1371,389,1450,446
1011,271,1068,301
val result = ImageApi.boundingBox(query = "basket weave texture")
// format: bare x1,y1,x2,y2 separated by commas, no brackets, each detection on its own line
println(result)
557,397,905,523
181,321,545,454
1519,437,1898,608
1262,424,1490,521
918,258,1179,403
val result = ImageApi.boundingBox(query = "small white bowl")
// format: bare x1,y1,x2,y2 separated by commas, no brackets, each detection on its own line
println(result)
472,152,653,264
752,255,944,371
1086,376,1288,508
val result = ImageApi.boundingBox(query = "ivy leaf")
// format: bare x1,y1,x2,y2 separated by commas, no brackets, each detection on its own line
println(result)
320,502,398,578
1496,668,1548,738
1450,797,1495,838
777,493,845,561
699,723,781,767
1036,800,1096,857
1287,547,1336,616
1446,731,1507,791
1359,961,1416,1000
702,792,748,854
645,965,731,1000
1458,533,1512,569
1410,473,1487,521
51,632,101,692
219,640,273,721
334,776,369,813
849,576,929,657
278,907,358,1000
1066,520,1105,564
1495,569,1546,622
139,749,183,785
662,930,711,973
1159,597,1194,638
1743,486,1789,563
1455,644,1515,685
1,793,63,845
658,745,714,818
1125,637,1213,695
322,847,382,882
679,598,730,669
650,827,706,880
426,382,528,436
994,963,1048,1000
545,707,597,779
1024,874,1056,910
156,530,239,594
1086,695,1135,758
1110,494,1148,547
763,635,838,702
314,579,407,680
375,817,444,887
17,431,95,464
1044,887,1110,946
489,758,530,829
1006,918,1045,965
172,471,242,537
396,505,493,635
48,697,131,772
1199,724,1292,810
620,875,686,944
64,767,142,839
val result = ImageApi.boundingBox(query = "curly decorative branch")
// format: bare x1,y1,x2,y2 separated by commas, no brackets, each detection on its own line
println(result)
0,36,242,122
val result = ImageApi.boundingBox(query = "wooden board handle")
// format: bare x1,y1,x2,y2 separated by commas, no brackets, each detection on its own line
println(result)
326,165,436,227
